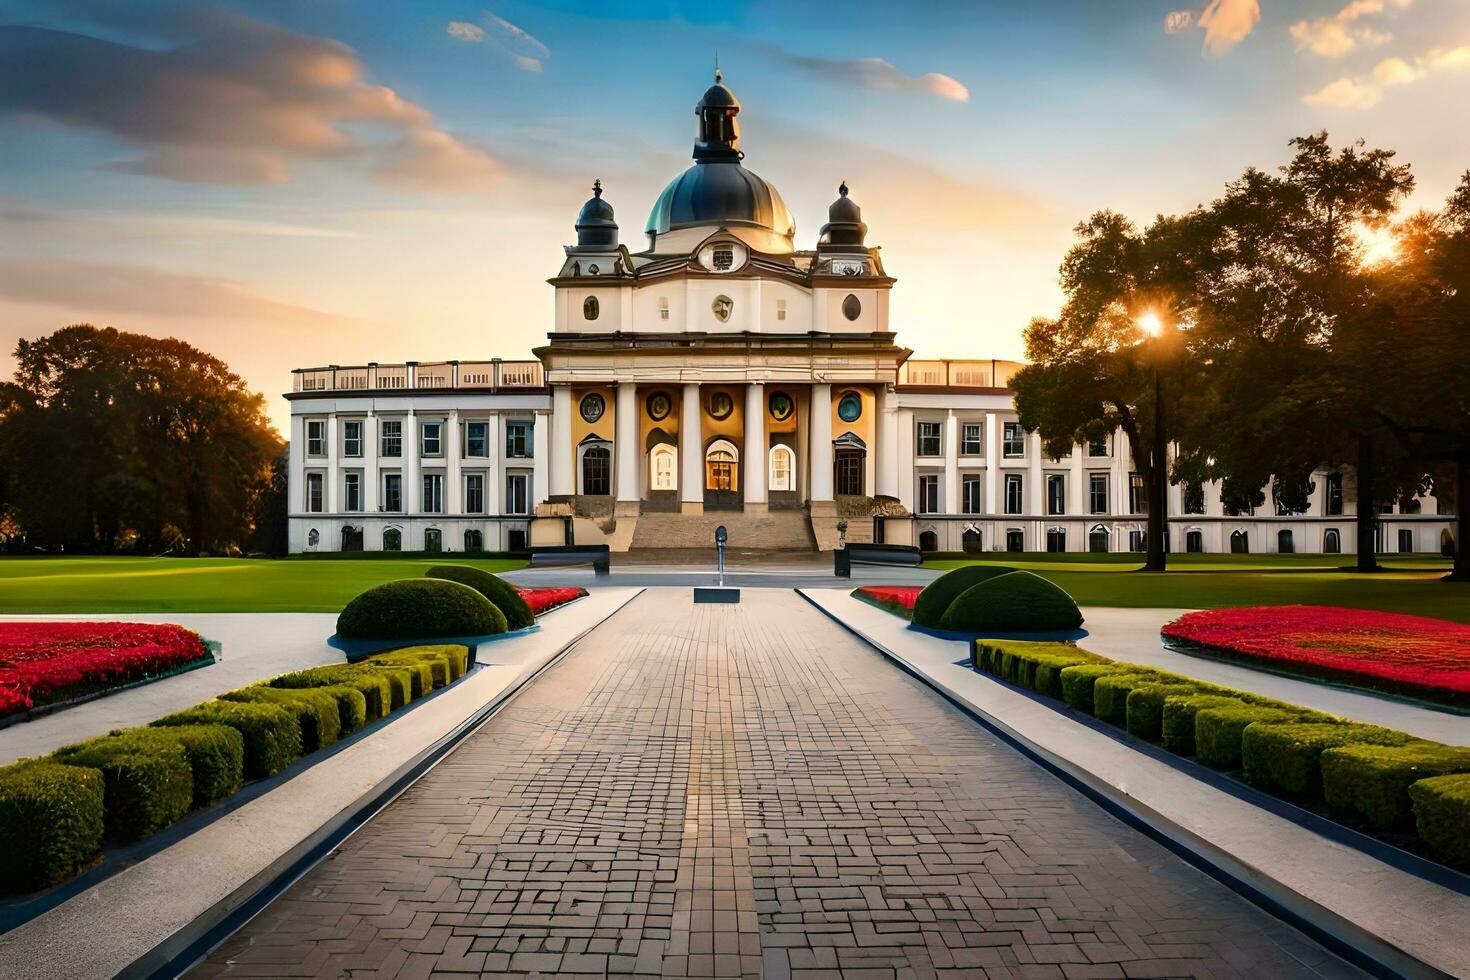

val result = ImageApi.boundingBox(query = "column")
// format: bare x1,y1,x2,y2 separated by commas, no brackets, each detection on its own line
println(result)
484,412,501,517
363,415,379,513
550,386,573,497
943,410,960,515
404,409,419,516
616,381,639,504
1028,431,1044,516
876,387,899,499
809,383,833,503
532,410,549,507
1069,444,1084,516
445,409,462,515
895,408,915,512
984,413,1000,517
325,415,339,515
744,382,766,508
288,415,305,515
680,383,702,512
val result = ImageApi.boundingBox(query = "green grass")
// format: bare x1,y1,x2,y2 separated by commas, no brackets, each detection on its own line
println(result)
0,557,527,613
922,553,1470,622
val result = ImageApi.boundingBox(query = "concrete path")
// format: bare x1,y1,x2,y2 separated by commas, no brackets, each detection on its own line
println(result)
0,613,340,764
1078,607,1469,745
190,589,1357,979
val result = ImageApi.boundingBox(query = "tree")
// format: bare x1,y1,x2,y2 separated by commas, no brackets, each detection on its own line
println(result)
1013,211,1197,571
0,326,282,554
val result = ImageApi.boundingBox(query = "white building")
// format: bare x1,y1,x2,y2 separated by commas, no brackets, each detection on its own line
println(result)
286,72,1454,557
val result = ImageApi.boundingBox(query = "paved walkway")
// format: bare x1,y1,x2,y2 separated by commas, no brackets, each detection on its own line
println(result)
191,590,1358,979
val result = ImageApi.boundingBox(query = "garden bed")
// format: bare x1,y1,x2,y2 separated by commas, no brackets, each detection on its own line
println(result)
0,623,214,724
851,585,919,619
1162,605,1470,711
519,586,588,616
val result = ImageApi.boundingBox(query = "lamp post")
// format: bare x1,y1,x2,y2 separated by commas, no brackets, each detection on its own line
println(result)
1137,312,1173,572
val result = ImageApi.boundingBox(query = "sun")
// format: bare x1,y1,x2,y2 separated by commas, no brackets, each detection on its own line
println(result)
1354,221,1401,266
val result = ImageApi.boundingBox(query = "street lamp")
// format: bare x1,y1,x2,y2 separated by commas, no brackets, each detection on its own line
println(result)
1137,309,1175,570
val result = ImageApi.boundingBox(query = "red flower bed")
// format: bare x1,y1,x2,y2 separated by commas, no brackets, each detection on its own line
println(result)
517,586,588,617
0,622,209,719
852,585,921,619
1161,605,1470,707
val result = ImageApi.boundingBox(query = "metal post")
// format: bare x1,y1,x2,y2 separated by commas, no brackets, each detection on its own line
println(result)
715,524,727,586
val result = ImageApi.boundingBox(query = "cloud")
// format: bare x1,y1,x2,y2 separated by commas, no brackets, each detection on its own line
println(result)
1289,0,1411,58
1302,38,1469,109
0,14,499,192
764,50,968,102
446,9,549,73
375,130,500,191
1196,0,1261,56
1303,75,1383,108
1373,56,1420,84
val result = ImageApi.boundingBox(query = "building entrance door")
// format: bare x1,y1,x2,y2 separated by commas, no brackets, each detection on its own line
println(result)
704,440,741,511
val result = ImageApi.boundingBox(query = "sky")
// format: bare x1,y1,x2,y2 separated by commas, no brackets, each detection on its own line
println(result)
1,0,1468,433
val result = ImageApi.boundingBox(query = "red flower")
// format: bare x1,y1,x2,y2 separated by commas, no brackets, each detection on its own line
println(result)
0,622,208,718
516,586,589,617
1161,605,1470,707
853,585,922,618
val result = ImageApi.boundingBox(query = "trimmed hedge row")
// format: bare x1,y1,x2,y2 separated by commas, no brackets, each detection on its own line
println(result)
0,644,470,895
970,638,1470,868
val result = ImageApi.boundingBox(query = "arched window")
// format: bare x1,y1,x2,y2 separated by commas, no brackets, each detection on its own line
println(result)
424,528,442,553
579,438,611,496
1089,524,1110,553
705,439,739,492
341,526,363,551
962,528,983,553
1006,528,1024,552
918,530,939,552
306,528,319,549
1186,529,1204,553
1230,529,1249,554
383,527,402,552
583,295,599,320
464,529,483,552
768,444,794,492
650,443,677,492
1323,528,1341,554
1278,529,1294,554
1046,527,1067,553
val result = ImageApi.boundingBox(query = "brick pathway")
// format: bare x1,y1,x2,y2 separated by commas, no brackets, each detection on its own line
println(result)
190,590,1360,979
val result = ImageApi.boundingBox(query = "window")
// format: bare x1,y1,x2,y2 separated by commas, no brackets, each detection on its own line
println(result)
1047,474,1066,515
383,527,401,551
1046,527,1066,553
1325,473,1344,515
306,420,326,457
465,421,489,458
464,529,483,552
776,298,787,321
424,528,442,553
1278,529,1295,554
1090,524,1110,553
1323,528,1341,553
506,473,530,515
961,475,982,514
1003,422,1025,458
382,473,402,512
918,530,938,552
1183,481,1205,515
583,295,600,320
658,297,670,320
505,420,532,458
712,246,734,271
465,473,485,513
918,475,939,514
342,420,362,458
422,474,444,514
1006,529,1024,552
1129,473,1146,514
306,528,319,548
962,528,982,553
581,442,611,496
1129,530,1146,552
343,472,362,512
1275,493,1302,517
421,421,443,457
651,444,678,492
1088,437,1108,457
1230,530,1249,554
961,423,982,456
916,421,942,458
305,472,324,513
1089,474,1108,515
835,450,864,496
1004,474,1023,515
380,419,402,458
1186,529,1204,553
1399,528,1414,553
768,445,794,492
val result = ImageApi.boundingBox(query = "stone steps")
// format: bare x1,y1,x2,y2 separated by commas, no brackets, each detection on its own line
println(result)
628,509,818,551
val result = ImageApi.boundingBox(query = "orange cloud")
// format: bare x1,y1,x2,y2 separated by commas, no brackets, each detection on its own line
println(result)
1290,0,1411,58
1198,0,1262,56
763,48,969,102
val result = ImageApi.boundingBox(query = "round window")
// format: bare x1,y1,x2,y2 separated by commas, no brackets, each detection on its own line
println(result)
707,390,734,420
579,393,605,423
842,294,862,321
646,391,671,421
837,392,862,423
583,296,600,320
768,391,794,422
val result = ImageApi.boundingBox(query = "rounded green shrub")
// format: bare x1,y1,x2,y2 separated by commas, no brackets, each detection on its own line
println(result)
272,666,392,722
937,571,1083,633
159,724,245,808
1124,683,1204,742
367,656,434,699
154,700,301,779
426,565,533,630
1242,722,1416,802
1408,772,1470,866
1322,742,1470,831
1092,672,1166,726
1162,695,1245,757
913,565,1014,628
336,579,507,641
0,760,105,893
53,731,193,842
1059,664,1129,714
1194,705,1300,769
221,686,342,752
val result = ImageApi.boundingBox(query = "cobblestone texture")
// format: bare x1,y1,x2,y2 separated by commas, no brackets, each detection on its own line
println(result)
190,589,1361,979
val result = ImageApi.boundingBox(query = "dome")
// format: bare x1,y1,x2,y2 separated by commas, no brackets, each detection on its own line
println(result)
574,179,618,250
817,181,867,251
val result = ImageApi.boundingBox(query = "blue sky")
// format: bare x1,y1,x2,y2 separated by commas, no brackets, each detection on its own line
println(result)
2,0,1467,430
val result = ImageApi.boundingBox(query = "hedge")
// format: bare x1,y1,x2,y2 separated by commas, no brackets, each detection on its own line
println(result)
1409,774,1470,866
369,646,469,690
157,724,245,809
1059,664,1130,714
53,730,193,842
1124,683,1204,742
1092,672,1166,727
1322,742,1470,830
972,640,1107,698
367,656,433,699
1194,705,1304,769
1161,695,1246,757
154,700,301,779
221,686,342,753
336,579,507,641
939,571,1083,633
272,665,393,721
914,564,1014,628
0,760,105,893
426,566,534,630
1242,722,1417,802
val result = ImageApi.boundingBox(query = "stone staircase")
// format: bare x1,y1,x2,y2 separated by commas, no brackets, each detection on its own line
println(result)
628,508,818,552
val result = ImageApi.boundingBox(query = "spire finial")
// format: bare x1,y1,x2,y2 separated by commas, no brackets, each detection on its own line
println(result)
593,178,602,198
839,180,849,197
714,66,723,84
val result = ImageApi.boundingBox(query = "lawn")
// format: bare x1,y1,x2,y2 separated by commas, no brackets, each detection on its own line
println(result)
922,553,1470,623
0,556,527,613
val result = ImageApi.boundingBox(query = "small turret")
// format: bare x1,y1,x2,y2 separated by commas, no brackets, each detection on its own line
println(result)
573,179,618,250
817,181,868,252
